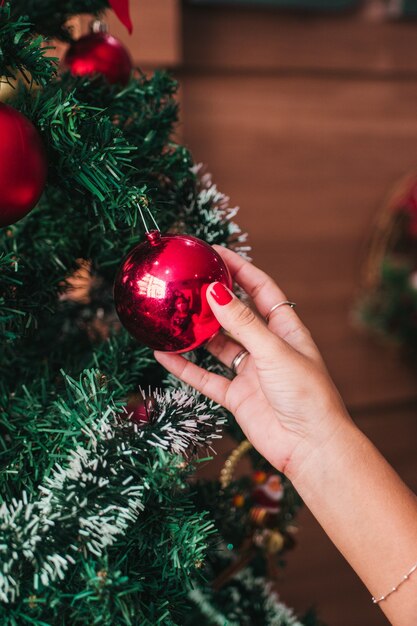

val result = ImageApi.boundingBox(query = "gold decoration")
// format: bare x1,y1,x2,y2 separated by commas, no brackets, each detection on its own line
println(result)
219,439,252,490
265,530,285,555
0,68,42,103
28,595,37,609
216,439,293,591
0,74,23,102
59,258,92,305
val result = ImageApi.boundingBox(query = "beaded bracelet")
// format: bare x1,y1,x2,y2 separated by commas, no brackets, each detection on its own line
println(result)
372,562,417,604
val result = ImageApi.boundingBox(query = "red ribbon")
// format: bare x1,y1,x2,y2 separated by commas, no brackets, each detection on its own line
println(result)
108,0,133,34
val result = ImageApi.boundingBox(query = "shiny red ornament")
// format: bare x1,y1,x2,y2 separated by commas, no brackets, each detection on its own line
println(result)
0,103,47,228
64,31,132,85
114,230,232,352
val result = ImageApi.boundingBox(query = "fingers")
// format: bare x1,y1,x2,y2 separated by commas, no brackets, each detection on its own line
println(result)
214,245,287,318
154,351,231,406
206,331,251,372
206,282,283,361
213,245,319,359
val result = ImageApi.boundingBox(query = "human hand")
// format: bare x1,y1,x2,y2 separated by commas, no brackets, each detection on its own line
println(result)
155,246,352,479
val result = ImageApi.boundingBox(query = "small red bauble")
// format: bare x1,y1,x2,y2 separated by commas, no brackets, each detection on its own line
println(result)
0,103,47,228
126,395,158,425
114,230,232,353
64,31,132,85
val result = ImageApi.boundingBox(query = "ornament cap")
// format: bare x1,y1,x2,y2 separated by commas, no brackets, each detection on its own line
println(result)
91,19,108,33
145,229,162,247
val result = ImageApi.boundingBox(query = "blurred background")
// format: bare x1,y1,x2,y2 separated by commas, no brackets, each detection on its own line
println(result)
103,1,417,623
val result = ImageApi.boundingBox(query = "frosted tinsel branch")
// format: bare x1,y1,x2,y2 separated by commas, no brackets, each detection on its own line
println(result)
127,387,227,457
188,568,305,626
0,372,225,605
186,164,251,258
0,440,144,603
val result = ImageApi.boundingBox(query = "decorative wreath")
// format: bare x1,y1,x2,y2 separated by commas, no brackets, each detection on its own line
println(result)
358,172,417,361
208,440,301,590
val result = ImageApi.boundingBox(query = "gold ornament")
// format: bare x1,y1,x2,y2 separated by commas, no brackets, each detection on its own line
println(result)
28,595,38,609
59,258,92,305
0,68,40,103
265,530,285,555
0,78,16,102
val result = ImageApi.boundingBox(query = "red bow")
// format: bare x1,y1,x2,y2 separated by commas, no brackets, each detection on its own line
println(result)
108,0,133,34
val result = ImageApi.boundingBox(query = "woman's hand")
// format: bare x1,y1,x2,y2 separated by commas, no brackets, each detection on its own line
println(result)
159,247,417,624
155,246,351,479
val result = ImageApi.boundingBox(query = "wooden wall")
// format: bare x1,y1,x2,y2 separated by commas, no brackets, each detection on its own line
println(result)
116,4,417,625
180,5,417,411
106,0,181,67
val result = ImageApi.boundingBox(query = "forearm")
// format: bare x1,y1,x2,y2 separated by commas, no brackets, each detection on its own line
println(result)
287,418,417,626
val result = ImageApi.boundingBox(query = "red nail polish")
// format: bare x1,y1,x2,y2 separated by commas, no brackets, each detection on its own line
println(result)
210,282,233,305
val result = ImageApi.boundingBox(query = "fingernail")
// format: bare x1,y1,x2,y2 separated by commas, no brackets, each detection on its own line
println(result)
210,282,233,305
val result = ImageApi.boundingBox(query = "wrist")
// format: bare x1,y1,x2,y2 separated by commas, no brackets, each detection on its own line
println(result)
283,410,362,489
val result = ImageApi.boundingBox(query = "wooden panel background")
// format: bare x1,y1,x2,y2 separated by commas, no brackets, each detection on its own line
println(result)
106,0,181,67
120,4,417,625
179,6,417,625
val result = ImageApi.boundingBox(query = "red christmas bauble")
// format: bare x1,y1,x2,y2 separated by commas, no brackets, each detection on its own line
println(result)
126,395,158,425
64,31,132,85
0,104,47,228
114,230,232,352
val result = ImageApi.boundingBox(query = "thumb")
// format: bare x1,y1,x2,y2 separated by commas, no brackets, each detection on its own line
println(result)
207,282,283,360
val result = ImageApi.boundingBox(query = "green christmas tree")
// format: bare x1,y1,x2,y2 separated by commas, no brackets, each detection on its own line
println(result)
0,3,323,624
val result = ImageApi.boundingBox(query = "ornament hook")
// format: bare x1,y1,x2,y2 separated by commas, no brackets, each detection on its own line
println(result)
137,203,160,234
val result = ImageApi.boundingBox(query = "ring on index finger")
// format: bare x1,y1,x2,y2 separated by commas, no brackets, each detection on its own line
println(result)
266,301,296,323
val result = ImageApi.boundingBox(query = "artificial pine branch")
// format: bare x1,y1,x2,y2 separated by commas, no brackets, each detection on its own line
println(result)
0,377,223,622
0,5,56,86
188,568,306,626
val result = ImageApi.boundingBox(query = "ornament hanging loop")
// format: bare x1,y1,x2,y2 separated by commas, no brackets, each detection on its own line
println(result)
137,202,160,245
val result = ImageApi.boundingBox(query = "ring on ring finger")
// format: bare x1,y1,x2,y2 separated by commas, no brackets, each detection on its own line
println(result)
266,300,296,322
